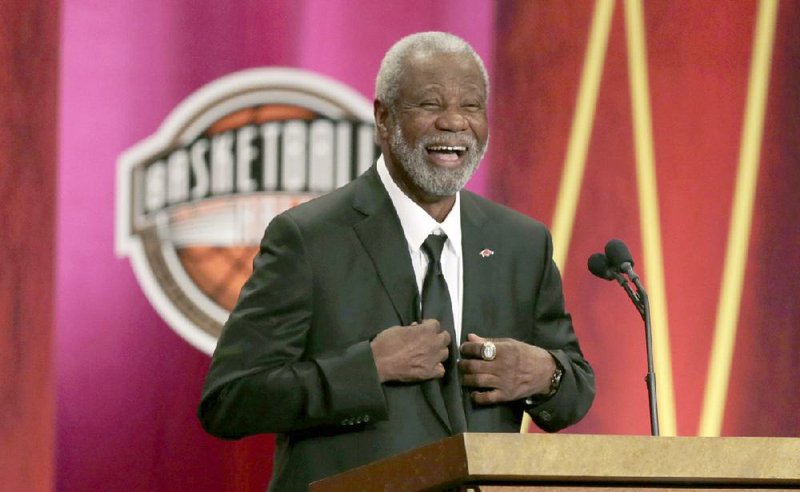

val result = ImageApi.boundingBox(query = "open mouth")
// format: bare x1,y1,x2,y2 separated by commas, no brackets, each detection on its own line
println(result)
425,144,468,163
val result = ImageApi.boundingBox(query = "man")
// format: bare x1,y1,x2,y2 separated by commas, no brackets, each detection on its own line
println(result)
198,32,595,491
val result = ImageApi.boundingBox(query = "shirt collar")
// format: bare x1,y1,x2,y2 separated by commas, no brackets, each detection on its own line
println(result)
376,155,462,257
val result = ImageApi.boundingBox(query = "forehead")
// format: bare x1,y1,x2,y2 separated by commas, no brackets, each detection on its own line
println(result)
399,51,486,96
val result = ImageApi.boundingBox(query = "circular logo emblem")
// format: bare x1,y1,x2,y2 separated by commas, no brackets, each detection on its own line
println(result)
116,68,376,354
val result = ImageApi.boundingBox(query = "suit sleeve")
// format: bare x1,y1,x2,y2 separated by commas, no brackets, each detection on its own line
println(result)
524,229,595,432
197,213,388,439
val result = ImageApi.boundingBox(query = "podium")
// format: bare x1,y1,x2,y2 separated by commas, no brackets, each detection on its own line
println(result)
310,433,800,491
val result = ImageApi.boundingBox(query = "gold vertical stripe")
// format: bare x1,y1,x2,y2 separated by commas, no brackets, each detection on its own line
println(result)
522,0,615,433
550,0,616,269
698,0,778,437
623,0,677,435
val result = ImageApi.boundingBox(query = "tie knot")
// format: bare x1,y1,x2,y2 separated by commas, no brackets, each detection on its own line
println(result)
422,234,448,263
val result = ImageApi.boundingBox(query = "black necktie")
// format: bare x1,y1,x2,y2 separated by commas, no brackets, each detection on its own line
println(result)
421,234,467,433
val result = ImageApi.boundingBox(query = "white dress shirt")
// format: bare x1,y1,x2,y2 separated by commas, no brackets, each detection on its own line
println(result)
376,156,464,342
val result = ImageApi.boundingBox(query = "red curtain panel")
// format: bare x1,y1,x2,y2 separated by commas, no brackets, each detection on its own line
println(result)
0,0,59,490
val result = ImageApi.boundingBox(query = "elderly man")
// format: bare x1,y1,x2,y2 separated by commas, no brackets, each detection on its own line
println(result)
199,32,595,491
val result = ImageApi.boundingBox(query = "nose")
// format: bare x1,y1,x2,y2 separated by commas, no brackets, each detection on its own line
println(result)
434,107,469,133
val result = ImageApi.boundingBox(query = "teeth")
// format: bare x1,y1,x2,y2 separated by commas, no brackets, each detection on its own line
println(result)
427,145,466,152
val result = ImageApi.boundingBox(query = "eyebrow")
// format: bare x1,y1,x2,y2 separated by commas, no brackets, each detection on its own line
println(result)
414,83,485,96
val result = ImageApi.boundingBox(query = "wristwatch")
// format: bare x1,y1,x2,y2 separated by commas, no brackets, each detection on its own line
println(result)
524,360,564,407
543,364,564,398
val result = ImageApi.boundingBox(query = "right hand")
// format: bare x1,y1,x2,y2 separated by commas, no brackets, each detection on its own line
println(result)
370,319,450,383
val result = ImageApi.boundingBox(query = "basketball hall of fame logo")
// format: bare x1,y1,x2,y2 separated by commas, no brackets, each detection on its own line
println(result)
116,68,376,355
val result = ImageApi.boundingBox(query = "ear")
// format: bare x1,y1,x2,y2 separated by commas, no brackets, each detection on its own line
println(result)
373,99,391,142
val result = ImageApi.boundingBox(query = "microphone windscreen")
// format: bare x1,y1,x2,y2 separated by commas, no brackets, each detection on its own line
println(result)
587,253,612,280
605,239,634,268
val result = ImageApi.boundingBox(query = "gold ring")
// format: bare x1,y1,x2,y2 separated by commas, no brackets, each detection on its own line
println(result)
480,341,497,361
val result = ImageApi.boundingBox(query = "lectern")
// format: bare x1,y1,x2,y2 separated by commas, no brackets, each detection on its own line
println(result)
311,433,800,491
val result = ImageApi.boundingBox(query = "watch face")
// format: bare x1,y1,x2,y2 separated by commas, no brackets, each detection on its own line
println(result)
548,367,564,395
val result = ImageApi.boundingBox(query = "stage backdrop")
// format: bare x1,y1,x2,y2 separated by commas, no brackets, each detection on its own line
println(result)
56,1,492,491
53,1,798,491
490,0,799,438
1,1,59,491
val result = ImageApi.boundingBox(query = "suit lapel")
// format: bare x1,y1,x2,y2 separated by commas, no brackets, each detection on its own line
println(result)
460,192,494,428
351,167,453,433
460,192,492,344
352,168,417,326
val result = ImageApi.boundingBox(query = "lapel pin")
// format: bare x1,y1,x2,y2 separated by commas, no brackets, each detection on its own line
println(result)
479,248,494,258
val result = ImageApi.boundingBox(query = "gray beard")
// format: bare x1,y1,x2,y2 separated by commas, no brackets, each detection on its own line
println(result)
389,124,486,197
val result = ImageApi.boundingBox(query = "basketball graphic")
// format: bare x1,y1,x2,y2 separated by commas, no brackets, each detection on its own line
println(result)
177,104,316,312
116,68,376,354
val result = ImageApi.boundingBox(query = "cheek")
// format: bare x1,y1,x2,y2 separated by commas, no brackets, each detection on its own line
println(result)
470,116,489,141
401,119,433,144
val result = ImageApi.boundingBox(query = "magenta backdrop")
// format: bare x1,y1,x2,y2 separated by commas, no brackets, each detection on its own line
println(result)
54,1,800,490
56,1,492,490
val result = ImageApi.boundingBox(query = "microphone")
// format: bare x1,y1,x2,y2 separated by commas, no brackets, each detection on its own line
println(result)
604,238,637,279
589,239,660,437
587,253,614,280
587,252,643,313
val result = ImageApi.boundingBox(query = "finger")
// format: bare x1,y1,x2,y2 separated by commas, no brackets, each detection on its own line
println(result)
458,358,493,375
468,333,517,345
462,373,499,389
459,341,484,359
470,389,504,405
419,318,441,331
439,329,451,347
467,333,491,343
432,362,446,379
439,346,449,362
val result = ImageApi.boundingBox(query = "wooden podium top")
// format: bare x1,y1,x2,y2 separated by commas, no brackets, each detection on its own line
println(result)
311,433,800,491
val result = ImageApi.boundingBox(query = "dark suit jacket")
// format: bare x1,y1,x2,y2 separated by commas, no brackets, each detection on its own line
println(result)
198,166,595,491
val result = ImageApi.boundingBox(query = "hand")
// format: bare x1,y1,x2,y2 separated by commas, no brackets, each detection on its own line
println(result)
458,333,556,405
370,319,450,383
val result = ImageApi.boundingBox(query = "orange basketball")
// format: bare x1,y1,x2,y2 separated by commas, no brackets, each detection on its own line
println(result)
176,104,317,312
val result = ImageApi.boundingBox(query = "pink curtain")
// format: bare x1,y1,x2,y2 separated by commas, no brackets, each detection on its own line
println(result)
56,1,492,490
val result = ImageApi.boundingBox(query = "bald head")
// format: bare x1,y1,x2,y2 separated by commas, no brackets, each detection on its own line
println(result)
375,32,489,107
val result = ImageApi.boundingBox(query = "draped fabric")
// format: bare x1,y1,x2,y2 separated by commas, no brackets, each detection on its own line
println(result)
0,1,59,491
55,2,492,491
492,0,800,437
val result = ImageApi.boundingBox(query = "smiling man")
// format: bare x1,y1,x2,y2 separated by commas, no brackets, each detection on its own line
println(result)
199,32,595,492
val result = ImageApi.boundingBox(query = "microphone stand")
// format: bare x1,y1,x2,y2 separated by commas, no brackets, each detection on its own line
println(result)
621,263,659,437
